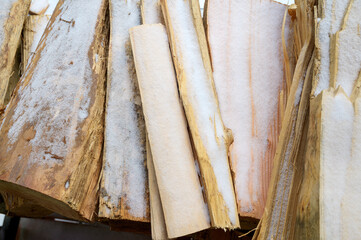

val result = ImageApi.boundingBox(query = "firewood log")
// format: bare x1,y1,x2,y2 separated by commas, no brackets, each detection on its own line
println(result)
254,1,316,239
205,0,290,221
130,24,211,238
0,0,108,221
294,0,361,239
98,0,150,226
160,0,239,229
140,2,167,239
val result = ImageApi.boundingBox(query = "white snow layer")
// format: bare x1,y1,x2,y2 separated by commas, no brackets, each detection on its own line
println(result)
320,89,354,239
207,0,286,217
102,0,147,219
314,0,350,96
45,0,59,15
26,15,51,67
334,0,361,97
6,1,102,165
342,96,361,239
141,0,163,24
29,0,49,15
166,0,238,225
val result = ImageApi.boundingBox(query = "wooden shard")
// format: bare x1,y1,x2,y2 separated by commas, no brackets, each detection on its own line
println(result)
146,139,168,240
160,0,239,229
0,0,109,221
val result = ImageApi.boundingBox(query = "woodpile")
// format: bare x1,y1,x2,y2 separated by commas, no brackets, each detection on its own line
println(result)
0,0,360,239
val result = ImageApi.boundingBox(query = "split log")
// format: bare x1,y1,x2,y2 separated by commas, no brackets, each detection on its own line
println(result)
160,0,239,229
254,1,316,239
0,0,60,219
0,0,31,110
130,24,210,238
140,2,166,239
0,0,109,221
205,0,289,221
98,0,150,225
295,0,361,238
295,88,360,239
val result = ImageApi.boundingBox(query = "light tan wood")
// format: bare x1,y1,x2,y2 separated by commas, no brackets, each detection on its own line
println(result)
295,88,360,239
0,0,31,110
130,24,210,238
0,0,108,221
293,90,322,240
140,3,167,239
160,0,239,229
146,139,168,240
205,0,289,221
98,0,150,224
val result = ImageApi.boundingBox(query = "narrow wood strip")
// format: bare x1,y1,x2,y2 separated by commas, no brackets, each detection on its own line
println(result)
160,0,239,229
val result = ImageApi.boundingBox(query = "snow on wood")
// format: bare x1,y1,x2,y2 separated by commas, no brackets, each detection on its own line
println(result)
98,0,149,223
23,0,59,71
313,0,350,96
255,1,316,239
160,0,239,229
0,0,31,110
139,4,166,239
331,0,361,97
294,1,361,239
130,24,210,238
29,0,49,15
0,0,109,221
295,87,360,239
342,92,361,239
141,0,163,24
319,88,354,239
205,0,288,220
22,15,50,72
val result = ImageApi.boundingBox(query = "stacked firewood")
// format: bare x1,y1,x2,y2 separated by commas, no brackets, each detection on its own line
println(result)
0,0,359,239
